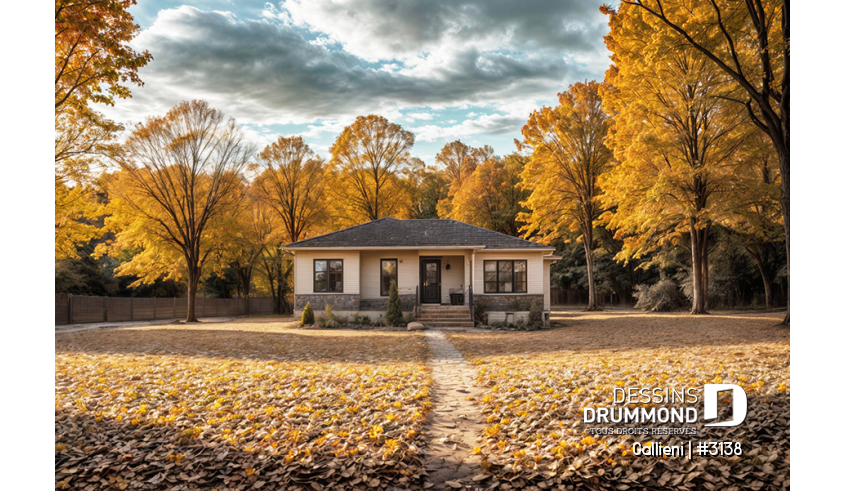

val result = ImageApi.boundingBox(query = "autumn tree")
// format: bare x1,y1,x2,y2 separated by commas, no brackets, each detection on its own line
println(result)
255,245,294,314
402,158,449,219
55,0,151,113
55,0,150,258
329,115,415,223
435,141,494,217
218,192,279,299
721,133,783,308
519,81,614,311
612,1,789,321
600,27,748,313
448,153,529,236
101,100,255,322
253,136,329,243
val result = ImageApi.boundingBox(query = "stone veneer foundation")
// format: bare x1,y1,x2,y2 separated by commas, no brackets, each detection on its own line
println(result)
294,294,360,311
473,294,544,311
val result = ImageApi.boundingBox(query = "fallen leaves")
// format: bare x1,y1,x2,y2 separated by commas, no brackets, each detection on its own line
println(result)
448,312,790,491
55,323,433,490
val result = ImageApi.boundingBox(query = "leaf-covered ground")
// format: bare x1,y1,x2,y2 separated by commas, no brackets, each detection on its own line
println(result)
448,311,790,491
56,320,432,490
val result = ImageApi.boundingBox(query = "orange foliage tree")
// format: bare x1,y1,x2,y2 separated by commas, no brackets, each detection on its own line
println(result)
519,81,614,311
613,0,789,321
448,154,529,236
329,115,415,224
601,12,749,313
101,101,255,322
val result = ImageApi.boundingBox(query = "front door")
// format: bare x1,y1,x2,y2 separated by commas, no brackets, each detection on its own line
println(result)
421,259,441,304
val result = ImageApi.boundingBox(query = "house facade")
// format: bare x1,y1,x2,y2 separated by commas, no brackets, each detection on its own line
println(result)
285,218,560,326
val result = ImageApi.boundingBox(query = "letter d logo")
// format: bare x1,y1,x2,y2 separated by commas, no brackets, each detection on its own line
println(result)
703,384,747,427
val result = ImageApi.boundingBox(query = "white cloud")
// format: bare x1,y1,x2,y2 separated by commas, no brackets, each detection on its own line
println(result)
411,113,525,142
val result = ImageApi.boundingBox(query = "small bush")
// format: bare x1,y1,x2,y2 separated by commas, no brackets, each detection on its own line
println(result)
386,279,403,326
473,298,487,325
633,279,687,312
301,302,315,325
324,304,333,320
528,301,543,328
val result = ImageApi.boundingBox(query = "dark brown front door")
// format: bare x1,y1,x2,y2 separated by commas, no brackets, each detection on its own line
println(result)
421,259,441,304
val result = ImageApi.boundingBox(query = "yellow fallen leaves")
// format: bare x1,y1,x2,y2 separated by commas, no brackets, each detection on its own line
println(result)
55,352,432,490
454,333,789,490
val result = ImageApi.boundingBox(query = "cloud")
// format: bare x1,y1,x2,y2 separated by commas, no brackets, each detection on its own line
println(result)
98,4,606,128
281,0,608,63
410,113,526,142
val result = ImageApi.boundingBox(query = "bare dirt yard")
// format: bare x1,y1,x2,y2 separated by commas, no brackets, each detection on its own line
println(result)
447,310,790,491
56,319,433,490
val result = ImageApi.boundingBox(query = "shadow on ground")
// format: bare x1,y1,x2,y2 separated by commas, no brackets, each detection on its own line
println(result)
454,310,789,358
56,322,430,364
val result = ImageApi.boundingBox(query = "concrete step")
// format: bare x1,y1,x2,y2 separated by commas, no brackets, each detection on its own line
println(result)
420,321,476,327
418,306,469,311
416,312,472,318
418,319,473,324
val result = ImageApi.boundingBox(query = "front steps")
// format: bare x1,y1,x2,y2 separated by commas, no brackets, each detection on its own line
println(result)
416,304,474,327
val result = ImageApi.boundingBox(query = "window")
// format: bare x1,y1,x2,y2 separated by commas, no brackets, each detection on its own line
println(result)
380,259,398,296
314,259,343,292
484,260,527,293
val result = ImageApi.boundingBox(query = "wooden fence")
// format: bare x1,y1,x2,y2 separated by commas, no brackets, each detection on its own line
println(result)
550,289,633,306
55,294,277,325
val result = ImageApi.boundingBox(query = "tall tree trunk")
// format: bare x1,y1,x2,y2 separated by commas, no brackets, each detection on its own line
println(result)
746,244,774,308
689,219,709,314
779,147,789,324
583,223,601,311
186,266,200,322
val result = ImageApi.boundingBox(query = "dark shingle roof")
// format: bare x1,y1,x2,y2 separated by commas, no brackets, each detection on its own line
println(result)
285,218,553,250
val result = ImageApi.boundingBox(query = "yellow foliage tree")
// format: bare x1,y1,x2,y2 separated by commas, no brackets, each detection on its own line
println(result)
519,81,614,311
434,141,494,217
329,115,415,224
448,154,529,236
614,0,789,321
601,13,749,313
253,136,330,243
99,100,255,321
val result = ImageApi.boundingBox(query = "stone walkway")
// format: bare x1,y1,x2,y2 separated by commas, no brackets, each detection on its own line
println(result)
422,330,488,490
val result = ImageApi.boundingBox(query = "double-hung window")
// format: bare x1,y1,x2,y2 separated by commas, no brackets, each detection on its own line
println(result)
380,259,398,296
314,259,343,292
484,260,527,293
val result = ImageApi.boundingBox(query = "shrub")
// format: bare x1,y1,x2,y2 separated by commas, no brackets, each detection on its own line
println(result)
473,298,487,325
386,279,403,326
301,302,315,325
633,279,687,312
528,301,543,328
324,304,333,321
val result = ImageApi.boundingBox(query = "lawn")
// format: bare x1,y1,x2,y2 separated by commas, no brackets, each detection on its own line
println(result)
56,312,790,490
55,320,432,490
448,311,790,491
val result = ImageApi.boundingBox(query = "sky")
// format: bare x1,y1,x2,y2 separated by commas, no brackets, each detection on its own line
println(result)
98,0,612,163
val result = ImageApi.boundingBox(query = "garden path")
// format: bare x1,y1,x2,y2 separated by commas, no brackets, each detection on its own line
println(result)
422,330,488,489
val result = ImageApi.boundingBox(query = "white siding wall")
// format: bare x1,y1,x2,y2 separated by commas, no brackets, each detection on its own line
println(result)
473,251,546,295
359,250,419,299
294,250,361,294
439,255,466,304
543,259,551,310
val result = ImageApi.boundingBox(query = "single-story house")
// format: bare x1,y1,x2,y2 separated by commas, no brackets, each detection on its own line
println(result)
285,218,560,326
